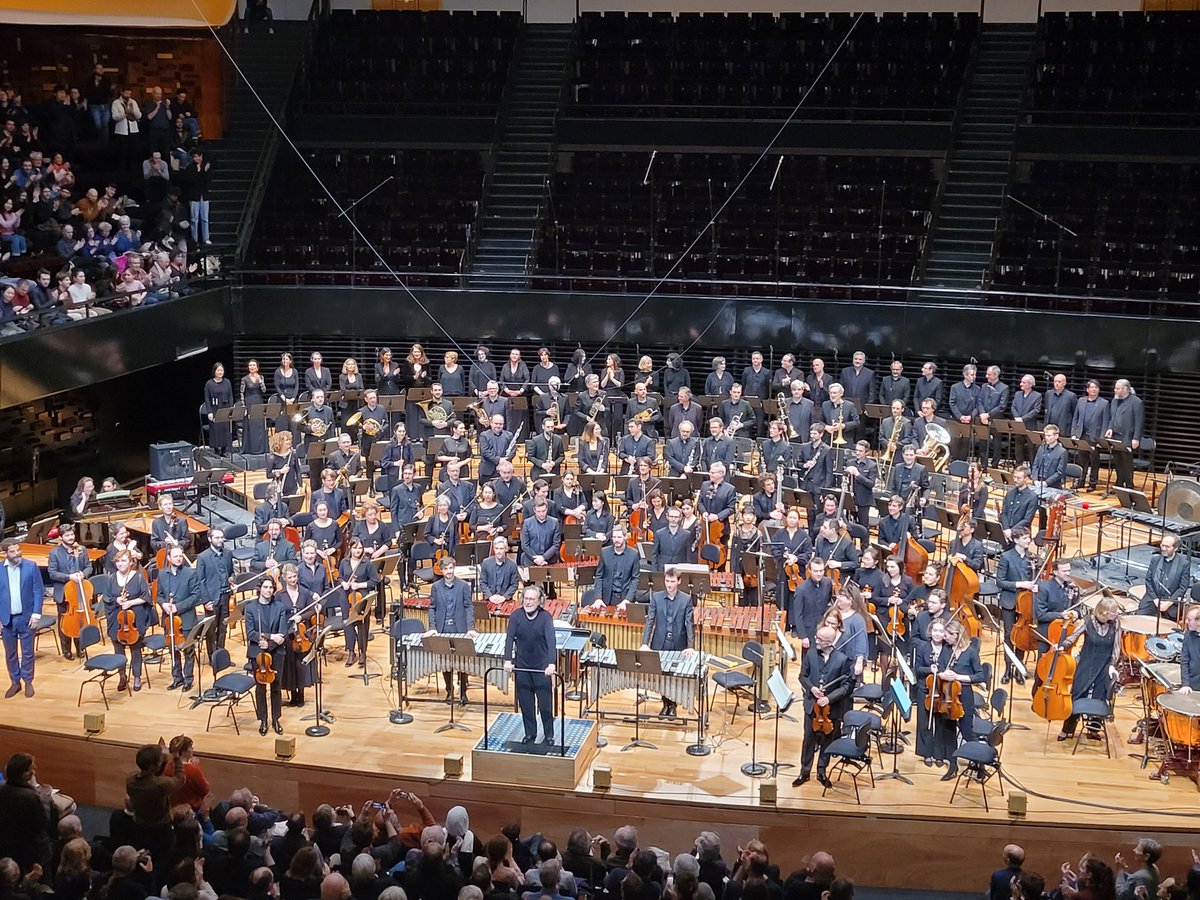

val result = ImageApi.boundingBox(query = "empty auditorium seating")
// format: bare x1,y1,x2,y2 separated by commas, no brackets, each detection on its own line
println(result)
571,11,978,118
989,160,1200,301
246,148,483,286
534,151,937,295
1030,12,1200,123
304,10,520,114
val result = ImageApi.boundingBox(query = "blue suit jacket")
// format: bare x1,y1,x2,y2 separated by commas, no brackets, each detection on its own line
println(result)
0,559,43,627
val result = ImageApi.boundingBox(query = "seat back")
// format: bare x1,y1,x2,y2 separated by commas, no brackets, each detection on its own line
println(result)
990,688,1008,716
224,523,249,543
211,647,231,676
79,624,102,652
742,640,764,668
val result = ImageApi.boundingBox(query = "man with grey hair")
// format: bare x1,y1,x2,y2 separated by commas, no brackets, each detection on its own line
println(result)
693,832,727,900
351,851,399,900
321,872,352,900
1106,378,1144,489
522,860,570,900
604,826,638,876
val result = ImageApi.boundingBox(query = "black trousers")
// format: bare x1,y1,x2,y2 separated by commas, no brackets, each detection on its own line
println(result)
1078,444,1102,488
1113,445,1135,488
515,669,555,741
205,595,231,659
255,678,282,724
800,720,838,776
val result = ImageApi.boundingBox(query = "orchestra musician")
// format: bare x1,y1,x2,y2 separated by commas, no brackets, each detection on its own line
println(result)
527,416,565,478
996,525,1035,685
1043,373,1078,435
701,418,737,471
889,444,930,506
252,519,298,580
1105,379,1145,490
831,583,869,678
667,387,705,439
784,380,816,446
640,567,696,719
793,624,853,789
338,358,365,427
274,353,300,434
469,481,508,542
759,420,793,475
521,480,554,521
663,352,690,397
852,547,888,600
743,351,771,404
489,459,522,513
718,382,754,439
300,390,336,488
584,492,616,545
552,471,587,523
402,343,432,389
949,364,981,460
241,359,269,455
586,525,642,610
277,563,315,708
999,466,1038,544
577,421,609,475
267,431,302,497
821,383,859,445
878,359,911,409
327,432,362,486
912,397,947,448
104,523,143,575
436,420,472,482
913,361,944,416
66,476,97,522
730,507,765,606
653,505,696,571
501,348,531,432
665,420,701,478
916,619,985,779
1009,374,1043,464
48,525,92,658
150,494,191,557
913,586,953,640
310,469,349,518
1179,606,1200,693
844,440,877,531
1034,558,1077,646
624,459,659,516
204,363,234,456
751,472,784,525
519,499,562,568
806,358,831,407
297,541,332,601
796,424,831,495
426,556,476,706
704,356,733,398
196,527,233,657
877,399,913,452
618,419,655,475
772,352,800,395
254,483,291,535
573,374,607,436
351,500,393,560
389,465,423,529
469,345,497,399
378,422,414,492
534,377,570,434
305,502,341,570
246,576,288,735
304,351,332,396
157,545,201,691
417,382,453,442
957,460,988,521
839,351,874,413
504,585,558,747
1056,596,1122,742
877,495,925,554
425,496,458,561
481,536,519,605
1071,379,1109,492
978,366,1010,468
626,382,662,439
698,461,736,537
533,346,562,396
375,347,403,397
1139,535,1191,620
1031,424,1067,489
478,414,513,483
98,549,153,692
948,518,985,572
338,538,377,667
794,558,833,649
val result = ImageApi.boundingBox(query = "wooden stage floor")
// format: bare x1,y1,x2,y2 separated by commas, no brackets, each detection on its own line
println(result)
5,616,1200,892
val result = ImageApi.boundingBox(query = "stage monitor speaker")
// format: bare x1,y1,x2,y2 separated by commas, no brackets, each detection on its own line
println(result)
1007,792,1027,817
149,442,195,481
444,754,464,778
83,713,105,735
274,737,296,760
593,764,612,791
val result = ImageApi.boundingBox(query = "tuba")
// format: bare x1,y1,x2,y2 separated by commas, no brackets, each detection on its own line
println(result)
920,422,952,473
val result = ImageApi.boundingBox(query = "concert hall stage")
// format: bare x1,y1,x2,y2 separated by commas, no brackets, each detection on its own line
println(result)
4,632,1199,894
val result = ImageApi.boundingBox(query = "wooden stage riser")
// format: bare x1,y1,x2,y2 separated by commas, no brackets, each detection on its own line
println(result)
9,725,1200,894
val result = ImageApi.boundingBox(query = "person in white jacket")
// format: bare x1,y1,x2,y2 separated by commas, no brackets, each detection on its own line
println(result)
111,87,141,170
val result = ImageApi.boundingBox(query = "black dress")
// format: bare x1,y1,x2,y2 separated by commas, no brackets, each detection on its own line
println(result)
1062,617,1118,735
274,367,300,434
204,377,234,454
375,362,402,396
279,585,316,692
241,374,268,454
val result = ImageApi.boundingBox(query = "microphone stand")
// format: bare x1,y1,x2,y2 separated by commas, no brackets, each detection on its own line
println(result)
1005,194,1079,294
686,579,711,757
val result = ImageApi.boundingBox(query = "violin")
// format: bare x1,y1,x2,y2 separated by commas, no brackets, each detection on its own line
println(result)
1032,643,1075,722
884,600,906,639
116,606,140,645
60,577,97,640
254,650,276,685
810,673,848,733
293,609,326,654
784,555,802,592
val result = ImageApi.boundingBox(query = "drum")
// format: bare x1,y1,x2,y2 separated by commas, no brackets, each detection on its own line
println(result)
1157,692,1200,749
1168,631,1185,656
1143,663,1181,707
1086,591,1138,614
1120,614,1180,662
1146,636,1179,663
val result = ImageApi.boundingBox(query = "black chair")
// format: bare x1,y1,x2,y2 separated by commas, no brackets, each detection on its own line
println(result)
205,647,257,735
950,720,1009,810
78,624,129,709
1069,697,1113,758
973,687,1008,742
822,710,880,803
709,640,762,723
223,523,250,546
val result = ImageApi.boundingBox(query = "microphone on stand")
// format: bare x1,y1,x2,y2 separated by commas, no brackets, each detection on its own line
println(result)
642,150,657,187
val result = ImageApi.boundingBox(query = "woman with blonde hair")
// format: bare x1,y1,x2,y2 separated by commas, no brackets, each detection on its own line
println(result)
1057,596,1122,742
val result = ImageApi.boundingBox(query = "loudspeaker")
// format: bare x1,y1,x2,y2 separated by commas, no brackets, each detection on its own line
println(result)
274,736,296,760
592,764,612,791
1007,792,1027,817
444,754,464,777
759,780,777,805
83,713,105,735
149,442,195,482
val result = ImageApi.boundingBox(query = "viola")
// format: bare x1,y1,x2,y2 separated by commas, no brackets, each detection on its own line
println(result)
254,650,276,685
165,612,185,649
703,512,728,571
784,557,802,592
116,608,140,645
884,601,906,639
60,577,97,640
812,703,834,734
925,672,964,720
293,609,326,654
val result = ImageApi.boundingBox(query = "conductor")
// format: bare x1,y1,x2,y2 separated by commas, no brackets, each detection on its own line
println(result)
504,585,558,747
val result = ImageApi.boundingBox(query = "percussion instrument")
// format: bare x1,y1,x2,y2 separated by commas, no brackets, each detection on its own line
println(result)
1084,591,1138,615
581,648,707,713
402,632,510,692
1168,631,1185,656
1120,614,1179,663
1142,662,1180,707
1146,636,1178,663
1157,692,1200,751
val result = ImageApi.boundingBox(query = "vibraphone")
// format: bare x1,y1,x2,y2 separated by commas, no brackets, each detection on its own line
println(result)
580,648,708,713
401,631,510,692
400,595,577,631
578,604,784,659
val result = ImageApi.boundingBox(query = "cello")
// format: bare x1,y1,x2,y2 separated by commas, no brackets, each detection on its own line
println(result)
60,577,97,640
1032,641,1075,722
1011,550,1050,655
943,559,982,641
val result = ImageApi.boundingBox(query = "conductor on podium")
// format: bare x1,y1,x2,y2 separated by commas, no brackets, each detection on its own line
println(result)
504,585,558,747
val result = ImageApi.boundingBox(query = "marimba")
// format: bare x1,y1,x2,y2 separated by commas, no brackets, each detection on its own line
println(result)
577,604,784,658
401,631,510,692
580,647,707,712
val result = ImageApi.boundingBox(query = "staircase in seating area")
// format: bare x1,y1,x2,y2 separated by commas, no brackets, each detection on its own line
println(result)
468,23,574,289
207,21,311,265
921,23,1037,291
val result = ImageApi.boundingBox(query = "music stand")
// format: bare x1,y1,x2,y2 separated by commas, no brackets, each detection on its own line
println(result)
300,624,337,736
739,641,768,777
423,635,472,733
763,666,796,776
380,395,408,415
187,468,231,522
346,593,374,686
211,406,243,458
615,648,660,751
876,668,914,785
182,616,216,705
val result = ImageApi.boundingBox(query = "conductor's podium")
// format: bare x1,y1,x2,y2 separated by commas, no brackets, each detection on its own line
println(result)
471,713,599,790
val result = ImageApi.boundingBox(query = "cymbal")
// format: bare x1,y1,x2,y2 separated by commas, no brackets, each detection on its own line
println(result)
1158,478,1200,523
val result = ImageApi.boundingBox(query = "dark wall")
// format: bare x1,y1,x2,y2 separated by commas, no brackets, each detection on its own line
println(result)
1017,125,1200,160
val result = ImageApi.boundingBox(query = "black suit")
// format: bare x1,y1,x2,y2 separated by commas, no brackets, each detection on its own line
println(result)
1107,393,1145,488
588,546,642,606
651,527,694,570
798,647,854,778
999,486,1039,533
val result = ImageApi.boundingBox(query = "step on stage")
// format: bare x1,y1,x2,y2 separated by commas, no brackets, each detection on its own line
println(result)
5,635,1200,894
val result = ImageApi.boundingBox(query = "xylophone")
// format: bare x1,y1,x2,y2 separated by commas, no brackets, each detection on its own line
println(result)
402,631,510,692
580,648,708,712
578,604,784,659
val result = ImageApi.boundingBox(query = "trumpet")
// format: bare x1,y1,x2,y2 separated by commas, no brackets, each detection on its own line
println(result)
585,398,606,425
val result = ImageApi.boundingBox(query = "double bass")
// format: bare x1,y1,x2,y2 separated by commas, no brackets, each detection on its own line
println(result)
943,559,982,641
